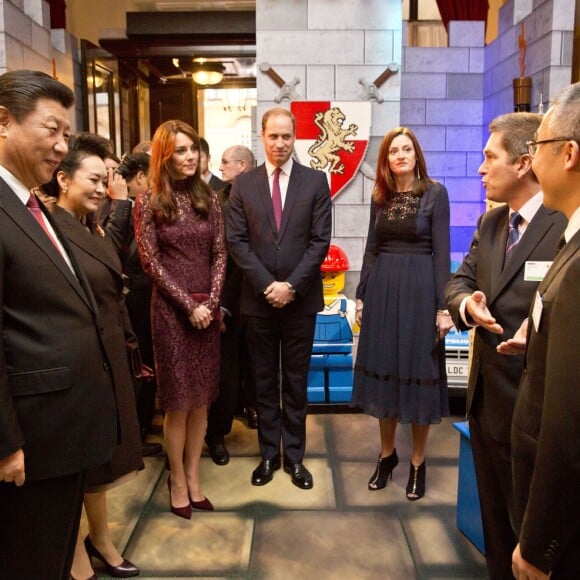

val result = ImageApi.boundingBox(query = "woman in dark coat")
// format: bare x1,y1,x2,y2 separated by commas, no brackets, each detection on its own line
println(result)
45,133,142,579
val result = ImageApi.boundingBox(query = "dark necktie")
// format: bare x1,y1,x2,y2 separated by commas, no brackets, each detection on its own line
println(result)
272,167,283,231
505,211,522,255
27,193,64,256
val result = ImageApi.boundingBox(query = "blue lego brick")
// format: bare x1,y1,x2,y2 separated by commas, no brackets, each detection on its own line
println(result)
328,385,352,402
453,422,485,554
307,386,326,403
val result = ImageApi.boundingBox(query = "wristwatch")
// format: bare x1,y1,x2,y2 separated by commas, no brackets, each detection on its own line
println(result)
285,282,296,294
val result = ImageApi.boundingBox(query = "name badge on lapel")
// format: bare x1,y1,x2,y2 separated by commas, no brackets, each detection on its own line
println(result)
524,261,552,282
532,291,543,332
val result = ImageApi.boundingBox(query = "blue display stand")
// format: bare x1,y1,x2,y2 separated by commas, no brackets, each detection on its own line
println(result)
453,421,485,554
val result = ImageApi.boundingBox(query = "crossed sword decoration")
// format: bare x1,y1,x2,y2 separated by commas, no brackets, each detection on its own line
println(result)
259,61,399,103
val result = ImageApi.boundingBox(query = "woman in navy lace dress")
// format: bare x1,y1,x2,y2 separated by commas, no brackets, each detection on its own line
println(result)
135,121,226,518
352,127,453,500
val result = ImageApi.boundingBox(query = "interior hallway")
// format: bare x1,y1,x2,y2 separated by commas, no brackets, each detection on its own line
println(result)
92,411,487,579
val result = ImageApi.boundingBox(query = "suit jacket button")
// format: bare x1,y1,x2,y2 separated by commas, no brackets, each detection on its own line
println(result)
103,362,110,372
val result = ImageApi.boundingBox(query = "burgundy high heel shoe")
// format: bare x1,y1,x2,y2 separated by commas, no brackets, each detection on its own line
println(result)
189,494,214,511
167,475,192,519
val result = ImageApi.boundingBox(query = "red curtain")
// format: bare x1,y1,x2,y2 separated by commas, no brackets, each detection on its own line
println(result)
46,0,67,29
435,0,489,31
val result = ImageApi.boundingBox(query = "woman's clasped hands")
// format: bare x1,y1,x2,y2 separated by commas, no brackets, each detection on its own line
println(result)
189,303,213,330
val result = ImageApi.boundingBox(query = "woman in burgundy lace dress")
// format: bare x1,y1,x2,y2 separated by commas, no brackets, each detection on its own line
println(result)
134,120,226,518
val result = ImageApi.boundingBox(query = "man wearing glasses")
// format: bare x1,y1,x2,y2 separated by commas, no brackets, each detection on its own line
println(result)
446,112,566,580
508,82,580,580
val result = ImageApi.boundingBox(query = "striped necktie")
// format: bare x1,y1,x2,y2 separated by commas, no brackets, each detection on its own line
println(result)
505,211,522,256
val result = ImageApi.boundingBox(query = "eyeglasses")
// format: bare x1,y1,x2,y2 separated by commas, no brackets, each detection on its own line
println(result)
221,158,242,166
526,138,575,158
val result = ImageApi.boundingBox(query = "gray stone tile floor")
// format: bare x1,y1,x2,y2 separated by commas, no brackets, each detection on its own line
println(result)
85,411,488,579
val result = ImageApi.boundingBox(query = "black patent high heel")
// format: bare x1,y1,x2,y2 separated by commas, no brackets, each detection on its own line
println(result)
368,449,399,490
84,536,139,577
406,461,426,501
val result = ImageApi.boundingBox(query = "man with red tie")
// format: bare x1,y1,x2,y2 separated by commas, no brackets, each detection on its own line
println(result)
227,108,332,489
0,70,117,579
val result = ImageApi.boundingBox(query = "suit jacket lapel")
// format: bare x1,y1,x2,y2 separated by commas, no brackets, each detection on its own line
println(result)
257,165,278,235
278,164,300,240
490,206,558,303
538,228,580,294
489,208,509,294
54,207,121,275
0,183,95,311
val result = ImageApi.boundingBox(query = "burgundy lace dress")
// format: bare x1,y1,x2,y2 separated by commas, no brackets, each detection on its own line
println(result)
134,189,226,412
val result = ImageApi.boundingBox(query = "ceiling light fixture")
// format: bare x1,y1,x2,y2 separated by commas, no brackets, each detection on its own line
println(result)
191,61,224,86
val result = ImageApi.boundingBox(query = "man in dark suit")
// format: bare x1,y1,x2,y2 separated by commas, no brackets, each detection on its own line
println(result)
0,70,117,579
200,136,226,191
205,144,255,465
507,83,580,580
227,107,332,489
445,112,566,580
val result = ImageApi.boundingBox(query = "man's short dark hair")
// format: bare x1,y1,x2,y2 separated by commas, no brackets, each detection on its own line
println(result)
0,70,75,122
199,137,210,156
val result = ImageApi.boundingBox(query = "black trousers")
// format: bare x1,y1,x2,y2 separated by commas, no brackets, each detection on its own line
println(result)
207,313,243,439
0,471,85,580
245,312,316,464
126,287,157,438
470,386,517,580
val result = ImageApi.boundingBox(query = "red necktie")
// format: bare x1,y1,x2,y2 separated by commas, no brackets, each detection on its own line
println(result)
27,193,64,256
272,167,282,231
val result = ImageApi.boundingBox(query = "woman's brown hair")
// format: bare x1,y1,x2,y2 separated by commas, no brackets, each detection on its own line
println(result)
372,126,433,205
148,120,211,223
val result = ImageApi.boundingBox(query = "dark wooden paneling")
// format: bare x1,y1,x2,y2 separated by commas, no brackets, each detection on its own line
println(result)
150,81,196,132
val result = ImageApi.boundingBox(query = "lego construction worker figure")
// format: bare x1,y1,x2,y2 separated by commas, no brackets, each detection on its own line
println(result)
308,244,356,403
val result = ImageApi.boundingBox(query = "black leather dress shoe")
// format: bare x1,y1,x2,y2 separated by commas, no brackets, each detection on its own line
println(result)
206,437,230,466
284,462,313,489
251,458,281,485
142,442,163,457
245,407,258,429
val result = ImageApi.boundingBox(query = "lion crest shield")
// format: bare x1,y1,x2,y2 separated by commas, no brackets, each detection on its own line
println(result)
291,101,371,198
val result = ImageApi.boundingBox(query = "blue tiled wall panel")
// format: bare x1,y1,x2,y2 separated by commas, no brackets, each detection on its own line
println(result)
451,224,481,256
445,177,484,202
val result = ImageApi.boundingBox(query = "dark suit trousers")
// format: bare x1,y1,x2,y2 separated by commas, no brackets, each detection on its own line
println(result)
470,385,517,580
245,311,316,464
0,471,85,579
207,314,242,439
126,287,157,437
